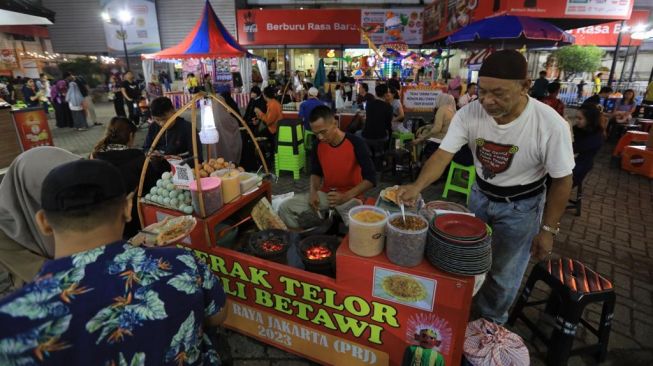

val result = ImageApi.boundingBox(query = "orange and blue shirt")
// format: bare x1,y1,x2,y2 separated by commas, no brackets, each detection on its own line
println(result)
311,133,376,194
0,241,225,366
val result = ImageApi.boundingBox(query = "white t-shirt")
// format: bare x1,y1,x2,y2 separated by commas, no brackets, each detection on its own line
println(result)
439,97,574,186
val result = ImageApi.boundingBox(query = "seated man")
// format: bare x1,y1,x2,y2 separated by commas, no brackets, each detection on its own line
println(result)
299,87,328,131
582,86,613,109
362,84,393,141
0,159,226,365
540,82,565,117
279,106,377,229
143,96,201,161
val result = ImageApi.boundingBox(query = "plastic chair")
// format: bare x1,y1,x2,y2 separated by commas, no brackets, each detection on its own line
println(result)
508,258,615,366
392,131,414,145
442,161,476,204
275,119,305,180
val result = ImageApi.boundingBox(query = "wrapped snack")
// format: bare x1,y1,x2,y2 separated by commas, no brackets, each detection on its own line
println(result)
464,319,529,366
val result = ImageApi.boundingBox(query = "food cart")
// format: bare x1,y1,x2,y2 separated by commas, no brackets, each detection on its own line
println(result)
137,92,475,365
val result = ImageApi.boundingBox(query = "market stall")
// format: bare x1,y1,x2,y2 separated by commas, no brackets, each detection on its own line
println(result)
141,1,257,107
137,91,483,365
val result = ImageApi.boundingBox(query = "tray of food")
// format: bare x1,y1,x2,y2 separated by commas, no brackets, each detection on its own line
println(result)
129,215,197,247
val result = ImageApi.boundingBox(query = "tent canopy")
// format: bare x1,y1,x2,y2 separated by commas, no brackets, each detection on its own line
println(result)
142,1,249,60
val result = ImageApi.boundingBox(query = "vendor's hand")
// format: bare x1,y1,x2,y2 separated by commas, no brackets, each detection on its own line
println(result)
411,138,422,146
531,231,554,261
309,191,320,211
326,191,348,207
396,184,421,206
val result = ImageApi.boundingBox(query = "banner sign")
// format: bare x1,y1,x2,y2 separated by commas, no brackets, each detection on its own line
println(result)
237,9,361,45
11,108,54,151
100,0,162,55
402,85,447,113
567,9,650,46
423,0,636,43
172,240,473,366
361,8,423,45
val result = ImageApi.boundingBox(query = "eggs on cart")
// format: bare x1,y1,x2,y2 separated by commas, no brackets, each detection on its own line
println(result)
143,171,194,214
197,158,245,178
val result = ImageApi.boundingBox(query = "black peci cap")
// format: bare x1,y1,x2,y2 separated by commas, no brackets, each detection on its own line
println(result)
41,160,126,212
479,50,528,80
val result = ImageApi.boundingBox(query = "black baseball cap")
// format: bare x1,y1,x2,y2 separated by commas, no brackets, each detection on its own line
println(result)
41,160,126,212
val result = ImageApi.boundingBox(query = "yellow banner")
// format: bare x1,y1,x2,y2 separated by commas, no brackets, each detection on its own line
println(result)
225,300,390,366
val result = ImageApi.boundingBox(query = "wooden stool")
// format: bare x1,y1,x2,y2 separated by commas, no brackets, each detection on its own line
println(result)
508,258,615,366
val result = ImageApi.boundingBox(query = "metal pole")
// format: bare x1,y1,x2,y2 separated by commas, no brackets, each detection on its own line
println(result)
619,39,632,84
121,23,131,71
629,46,640,82
608,20,625,88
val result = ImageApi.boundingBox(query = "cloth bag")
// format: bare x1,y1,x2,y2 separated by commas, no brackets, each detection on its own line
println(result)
463,319,529,366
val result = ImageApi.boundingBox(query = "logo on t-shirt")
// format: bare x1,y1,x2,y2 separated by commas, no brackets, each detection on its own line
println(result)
475,138,519,180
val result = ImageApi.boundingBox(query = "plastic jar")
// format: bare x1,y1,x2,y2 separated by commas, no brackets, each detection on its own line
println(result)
221,170,241,203
385,213,428,267
188,177,223,216
348,205,388,257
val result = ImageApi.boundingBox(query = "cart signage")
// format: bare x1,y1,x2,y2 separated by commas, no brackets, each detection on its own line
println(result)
402,85,446,113
172,240,473,366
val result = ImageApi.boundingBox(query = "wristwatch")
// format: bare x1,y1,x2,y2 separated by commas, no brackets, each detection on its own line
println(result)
541,224,560,236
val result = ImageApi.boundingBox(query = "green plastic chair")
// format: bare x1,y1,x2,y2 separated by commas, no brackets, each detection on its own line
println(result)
392,131,414,145
442,161,476,204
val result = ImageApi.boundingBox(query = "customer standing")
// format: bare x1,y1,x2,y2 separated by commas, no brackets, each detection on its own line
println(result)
21,78,43,108
65,73,88,131
146,74,163,101
530,70,549,100
540,82,565,117
51,79,73,128
593,73,603,94
109,74,125,117
121,71,140,124
398,50,574,324
75,74,100,126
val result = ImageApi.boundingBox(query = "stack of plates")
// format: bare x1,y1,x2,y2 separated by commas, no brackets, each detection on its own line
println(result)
419,200,471,222
426,213,492,276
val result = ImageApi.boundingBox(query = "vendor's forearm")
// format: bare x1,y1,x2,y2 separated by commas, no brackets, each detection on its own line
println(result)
414,149,454,191
309,175,322,194
345,180,374,200
542,175,572,228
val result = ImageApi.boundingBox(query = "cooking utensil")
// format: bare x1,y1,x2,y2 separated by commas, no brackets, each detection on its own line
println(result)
217,216,252,238
400,202,406,223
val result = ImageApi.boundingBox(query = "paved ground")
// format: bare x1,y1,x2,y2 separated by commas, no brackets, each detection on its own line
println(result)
1,102,652,365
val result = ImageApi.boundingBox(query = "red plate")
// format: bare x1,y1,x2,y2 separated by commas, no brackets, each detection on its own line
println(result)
433,213,487,239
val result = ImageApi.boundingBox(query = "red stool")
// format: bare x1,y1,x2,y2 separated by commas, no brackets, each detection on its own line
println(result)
613,131,649,157
638,119,653,132
508,258,615,366
621,145,653,178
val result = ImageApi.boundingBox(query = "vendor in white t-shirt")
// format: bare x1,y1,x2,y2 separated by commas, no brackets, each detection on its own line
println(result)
397,50,574,324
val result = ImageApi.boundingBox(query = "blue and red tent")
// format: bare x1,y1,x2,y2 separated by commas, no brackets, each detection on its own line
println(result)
143,1,248,60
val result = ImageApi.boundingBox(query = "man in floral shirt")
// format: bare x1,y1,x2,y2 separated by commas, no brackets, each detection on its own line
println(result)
0,160,226,366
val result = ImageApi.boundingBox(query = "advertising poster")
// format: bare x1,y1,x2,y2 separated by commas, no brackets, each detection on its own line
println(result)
361,9,424,45
402,85,447,113
423,0,445,43
100,0,161,55
422,0,500,43
11,108,54,151
567,9,649,46
237,9,361,45
505,0,634,19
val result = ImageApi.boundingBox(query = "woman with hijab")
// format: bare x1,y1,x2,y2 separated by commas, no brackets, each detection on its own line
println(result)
66,77,88,131
448,76,462,102
0,147,80,288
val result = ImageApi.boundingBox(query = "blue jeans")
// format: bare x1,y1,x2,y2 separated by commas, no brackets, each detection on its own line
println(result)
469,183,545,324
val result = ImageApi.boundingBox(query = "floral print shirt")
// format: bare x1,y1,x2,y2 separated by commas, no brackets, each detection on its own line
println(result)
0,241,226,366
